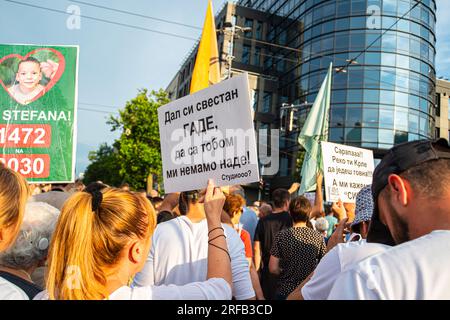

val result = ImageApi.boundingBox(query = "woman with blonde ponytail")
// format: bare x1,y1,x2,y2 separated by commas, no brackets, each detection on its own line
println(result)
0,164,29,253
41,179,232,300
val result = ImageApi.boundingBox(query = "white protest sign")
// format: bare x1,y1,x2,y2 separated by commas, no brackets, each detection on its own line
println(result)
321,141,374,203
158,73,259,193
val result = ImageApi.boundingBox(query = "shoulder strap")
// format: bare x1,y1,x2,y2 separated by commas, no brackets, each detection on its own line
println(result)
0,271,42,299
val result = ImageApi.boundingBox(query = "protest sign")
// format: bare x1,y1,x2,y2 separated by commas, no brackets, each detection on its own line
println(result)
0,44,78,182
304,192,316,207
158,73,259,193
321,141,374,203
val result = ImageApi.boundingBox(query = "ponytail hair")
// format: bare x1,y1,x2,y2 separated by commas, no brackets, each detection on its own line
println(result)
46,188,156,300
0,164,29,251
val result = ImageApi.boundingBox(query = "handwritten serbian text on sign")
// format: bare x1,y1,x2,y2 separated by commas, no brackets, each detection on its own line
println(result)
321,141,374,203
158,73,259,193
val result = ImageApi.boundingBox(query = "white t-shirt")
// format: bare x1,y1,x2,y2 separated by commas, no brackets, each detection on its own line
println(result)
0,277,29,300
34,278,231,300
133,216,255,300
301,240,389,300
310,218,317,231
328,230,450,300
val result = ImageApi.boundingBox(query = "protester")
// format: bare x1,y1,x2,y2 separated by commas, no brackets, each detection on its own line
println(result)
0,202,59,299
248,205,260,218
306,173,326,232
222,194,264,300
63,180,85,193
154,192,179,224
329,139,450,299
133,187,254,300
51,184,66,192
254,188,292,300
314,217,329,239
149,196,164,213
0,164,29,253
289,185,390,300
149,190,159,198
119,182,130,191
29,184,42,196
331,200,347,221
343,202,356,224
269,196,326,300
230,185,258,245
30,191,70,211
41,184,52,193
324,204,338,238
348,186,373,242
258,203,272,219
40,179,232,300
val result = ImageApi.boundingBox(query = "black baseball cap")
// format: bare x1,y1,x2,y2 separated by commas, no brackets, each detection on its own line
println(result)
367,138,450,245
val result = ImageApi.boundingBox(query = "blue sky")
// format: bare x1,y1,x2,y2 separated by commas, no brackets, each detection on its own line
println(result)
1,0,449,176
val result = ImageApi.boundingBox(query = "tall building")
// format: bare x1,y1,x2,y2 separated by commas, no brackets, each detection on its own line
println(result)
436,79,450,140
167,0,437,196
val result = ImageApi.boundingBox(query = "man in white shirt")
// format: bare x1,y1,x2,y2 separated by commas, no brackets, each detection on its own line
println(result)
329,138,450,300
296,185,390,300
133,190,255,300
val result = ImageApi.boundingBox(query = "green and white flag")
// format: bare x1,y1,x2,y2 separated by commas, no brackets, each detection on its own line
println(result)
298,63,332,194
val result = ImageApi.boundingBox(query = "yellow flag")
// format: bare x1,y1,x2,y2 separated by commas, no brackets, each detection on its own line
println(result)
190,0,221,94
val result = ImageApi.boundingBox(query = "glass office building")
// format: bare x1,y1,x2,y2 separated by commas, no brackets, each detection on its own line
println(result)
238,0,437,159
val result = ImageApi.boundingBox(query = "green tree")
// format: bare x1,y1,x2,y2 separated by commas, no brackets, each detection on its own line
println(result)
107,89,169,190
83,143,122,186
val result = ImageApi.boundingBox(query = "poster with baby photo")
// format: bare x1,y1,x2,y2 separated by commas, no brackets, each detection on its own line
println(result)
0,44,78,183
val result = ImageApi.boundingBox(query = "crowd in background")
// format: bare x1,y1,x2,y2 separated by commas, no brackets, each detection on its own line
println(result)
1,138,450,300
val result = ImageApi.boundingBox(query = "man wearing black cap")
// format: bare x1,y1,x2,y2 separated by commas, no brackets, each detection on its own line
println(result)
328,138,450,299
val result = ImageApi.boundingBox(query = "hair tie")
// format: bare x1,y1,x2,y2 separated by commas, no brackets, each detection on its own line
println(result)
85,189,103,212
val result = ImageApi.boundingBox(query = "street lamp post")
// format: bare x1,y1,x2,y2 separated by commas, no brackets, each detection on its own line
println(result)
218,21,252,79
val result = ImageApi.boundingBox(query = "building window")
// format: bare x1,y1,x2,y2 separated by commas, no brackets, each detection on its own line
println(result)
262,92,272,113
252,89,259,111
276,54,285,72
242,45,251,64
255,21,263,40
260,123,269,132
278,29,287,45
264,55,273,69
254,47,261,66
436,93,440,117
244,19,253,38
448,98,450,120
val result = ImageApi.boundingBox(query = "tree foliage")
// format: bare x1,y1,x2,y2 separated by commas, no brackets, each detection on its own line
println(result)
83,143,122,186
84,89,169,190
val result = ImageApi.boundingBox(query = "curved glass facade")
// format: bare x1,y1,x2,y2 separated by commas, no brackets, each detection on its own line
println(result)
239,0,437,155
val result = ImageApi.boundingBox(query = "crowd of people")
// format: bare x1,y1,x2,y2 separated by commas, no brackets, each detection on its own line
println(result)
0,138,450,300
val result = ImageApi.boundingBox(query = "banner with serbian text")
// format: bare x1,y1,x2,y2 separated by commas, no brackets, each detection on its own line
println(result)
158,73,259,193
0,44,78,182
321,142,374,203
